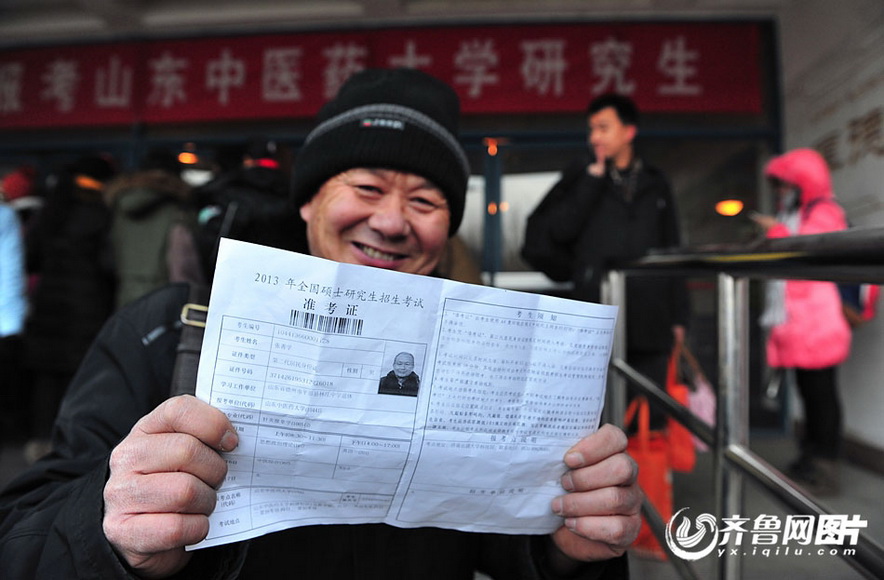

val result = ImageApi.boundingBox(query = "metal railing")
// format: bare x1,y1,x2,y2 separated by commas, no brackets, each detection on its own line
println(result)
602,225,884,580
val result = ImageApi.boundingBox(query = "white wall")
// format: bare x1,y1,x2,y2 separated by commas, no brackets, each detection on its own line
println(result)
778,0,884,448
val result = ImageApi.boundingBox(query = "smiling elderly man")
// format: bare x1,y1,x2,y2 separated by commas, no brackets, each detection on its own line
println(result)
0,68,641,580
379,352,420,396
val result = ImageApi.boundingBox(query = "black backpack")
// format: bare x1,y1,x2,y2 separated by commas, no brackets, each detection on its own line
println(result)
193,167,301,280
521,158,598,282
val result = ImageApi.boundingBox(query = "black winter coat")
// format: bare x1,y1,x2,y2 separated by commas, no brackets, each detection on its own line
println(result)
536,156,689,353
378,370,420,396
0,283,628,580
24,183,115,373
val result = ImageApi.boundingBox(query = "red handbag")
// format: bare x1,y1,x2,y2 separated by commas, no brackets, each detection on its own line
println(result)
625,396,672,561
666,347,696,473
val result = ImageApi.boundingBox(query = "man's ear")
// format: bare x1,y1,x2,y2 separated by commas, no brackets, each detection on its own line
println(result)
299,201,313,224
627,125,638,142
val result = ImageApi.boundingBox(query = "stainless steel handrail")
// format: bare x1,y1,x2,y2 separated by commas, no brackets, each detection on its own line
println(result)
604,225,884,580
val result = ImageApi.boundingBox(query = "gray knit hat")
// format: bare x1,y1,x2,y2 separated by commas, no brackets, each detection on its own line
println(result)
291,68,469,235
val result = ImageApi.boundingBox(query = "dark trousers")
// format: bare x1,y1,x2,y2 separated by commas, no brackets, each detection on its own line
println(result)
794,366,841,459
0,335,32,442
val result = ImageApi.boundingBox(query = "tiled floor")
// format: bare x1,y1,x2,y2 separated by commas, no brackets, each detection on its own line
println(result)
627,434,884,579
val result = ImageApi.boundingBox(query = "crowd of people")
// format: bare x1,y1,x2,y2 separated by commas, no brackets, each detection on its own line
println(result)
0,137,304,458
0,127,491,463
0,65,856,578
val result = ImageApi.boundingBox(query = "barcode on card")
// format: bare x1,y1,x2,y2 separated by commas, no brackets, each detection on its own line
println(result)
289,310,364,336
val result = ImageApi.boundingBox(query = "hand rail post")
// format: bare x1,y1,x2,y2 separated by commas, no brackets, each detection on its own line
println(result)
716,273,750,580
602,269,627,428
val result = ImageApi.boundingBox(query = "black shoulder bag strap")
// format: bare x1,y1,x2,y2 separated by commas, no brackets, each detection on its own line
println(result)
170,283,210,397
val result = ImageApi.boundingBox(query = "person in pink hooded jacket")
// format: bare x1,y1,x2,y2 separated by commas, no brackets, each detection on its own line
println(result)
751,148,851,495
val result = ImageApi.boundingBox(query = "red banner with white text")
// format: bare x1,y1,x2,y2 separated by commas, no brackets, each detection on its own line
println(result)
0,22,763,129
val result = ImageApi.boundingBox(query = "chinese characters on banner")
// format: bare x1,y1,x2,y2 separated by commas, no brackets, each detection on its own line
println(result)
0,22,762,129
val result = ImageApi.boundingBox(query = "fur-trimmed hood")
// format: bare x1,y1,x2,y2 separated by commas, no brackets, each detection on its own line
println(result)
105,170,191,218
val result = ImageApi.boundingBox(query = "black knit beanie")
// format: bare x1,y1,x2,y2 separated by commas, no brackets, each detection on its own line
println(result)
291,68,469,236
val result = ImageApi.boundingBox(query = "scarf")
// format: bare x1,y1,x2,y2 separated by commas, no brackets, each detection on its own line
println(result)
759,191,800,328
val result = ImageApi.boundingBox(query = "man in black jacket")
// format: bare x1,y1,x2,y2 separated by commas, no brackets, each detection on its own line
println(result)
524,93,689,429
0,69,641,579
378,352,421,397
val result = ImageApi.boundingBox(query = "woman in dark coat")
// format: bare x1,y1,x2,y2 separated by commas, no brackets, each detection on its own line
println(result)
23,155,117,450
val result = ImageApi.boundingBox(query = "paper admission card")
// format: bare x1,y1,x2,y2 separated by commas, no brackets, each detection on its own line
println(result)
192,238,617,549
